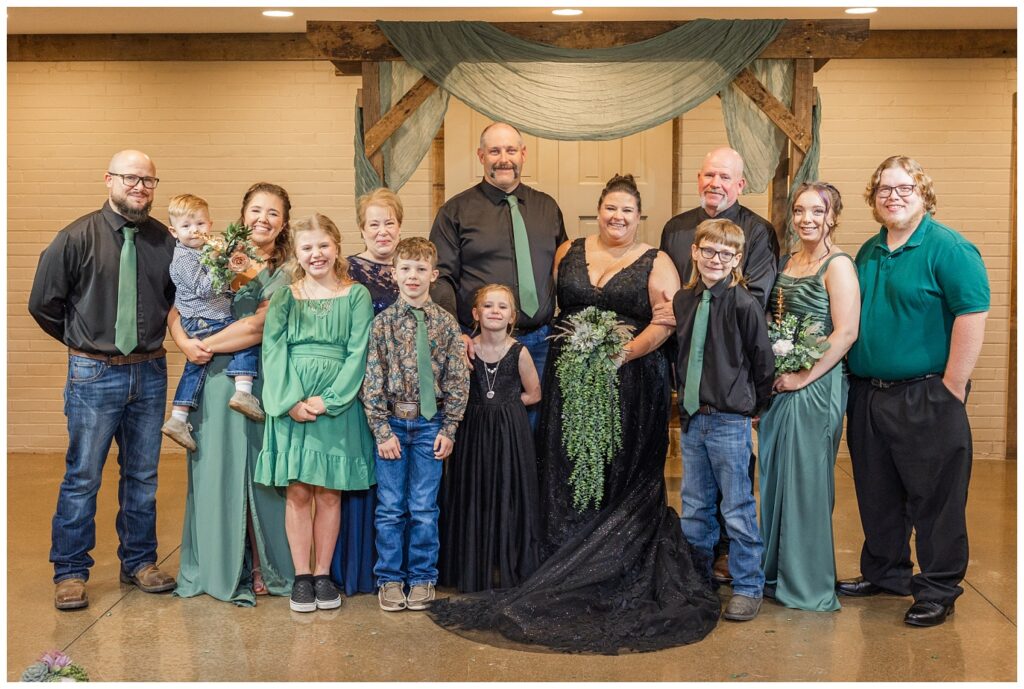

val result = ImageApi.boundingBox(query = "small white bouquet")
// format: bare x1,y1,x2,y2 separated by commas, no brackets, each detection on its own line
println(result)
767,290,830,375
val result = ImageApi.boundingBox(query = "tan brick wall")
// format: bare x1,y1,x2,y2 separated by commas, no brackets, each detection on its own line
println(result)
7,60,431,454
673,58,1016,459
8,57,1015,459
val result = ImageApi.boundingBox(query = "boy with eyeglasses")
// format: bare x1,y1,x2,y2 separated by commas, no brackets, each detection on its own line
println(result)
673,218,774,622
160,193,264,451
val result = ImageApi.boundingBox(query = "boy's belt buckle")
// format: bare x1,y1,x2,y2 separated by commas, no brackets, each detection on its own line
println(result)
394,401,419,419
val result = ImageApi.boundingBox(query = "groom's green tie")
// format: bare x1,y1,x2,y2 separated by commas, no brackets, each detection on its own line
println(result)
683,289,712,415
505,194,539,318
114,224,138,355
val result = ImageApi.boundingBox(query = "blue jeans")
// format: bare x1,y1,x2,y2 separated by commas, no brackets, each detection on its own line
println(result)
515,324,550,430
373,415,444,587
52,355,168,582
680,411,765,598
173,316,259,408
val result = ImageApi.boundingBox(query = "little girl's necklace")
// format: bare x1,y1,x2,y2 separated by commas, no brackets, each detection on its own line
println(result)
483,359,499,399
301,277,342,316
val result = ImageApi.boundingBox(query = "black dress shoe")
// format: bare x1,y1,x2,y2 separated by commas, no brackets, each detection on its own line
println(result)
904,601,955,627
836,577,885,597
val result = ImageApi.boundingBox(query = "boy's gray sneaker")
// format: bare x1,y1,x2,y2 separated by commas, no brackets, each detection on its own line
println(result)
406,582,435,610
378,581,406,612
723,594,762,621
228,391,265,422
161,417,196,451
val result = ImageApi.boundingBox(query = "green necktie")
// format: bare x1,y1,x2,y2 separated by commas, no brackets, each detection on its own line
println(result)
505,194,539,318
683,289,712,415
412,309,437,420
114,224,139,355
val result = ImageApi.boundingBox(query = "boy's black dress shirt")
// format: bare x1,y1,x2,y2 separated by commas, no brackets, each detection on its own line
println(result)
673,276,775,433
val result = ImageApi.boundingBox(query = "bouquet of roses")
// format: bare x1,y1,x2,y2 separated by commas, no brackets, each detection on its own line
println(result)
768,310,830,375
21,649,89,682
199,222,260,293
549,306,635,511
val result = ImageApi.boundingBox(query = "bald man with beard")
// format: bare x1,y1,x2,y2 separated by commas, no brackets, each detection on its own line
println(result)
30,150,177,610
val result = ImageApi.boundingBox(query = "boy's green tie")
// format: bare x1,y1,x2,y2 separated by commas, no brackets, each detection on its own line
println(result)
114,224,138,355
412,309,437,420
505,194,539,318
682,289,712,415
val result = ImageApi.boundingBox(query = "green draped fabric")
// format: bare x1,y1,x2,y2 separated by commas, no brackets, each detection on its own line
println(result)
354,19,819,208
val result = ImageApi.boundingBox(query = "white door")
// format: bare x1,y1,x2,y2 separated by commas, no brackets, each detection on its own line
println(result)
444,98,673,247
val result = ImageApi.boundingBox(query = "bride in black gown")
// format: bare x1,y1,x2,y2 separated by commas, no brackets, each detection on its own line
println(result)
429,174,720,654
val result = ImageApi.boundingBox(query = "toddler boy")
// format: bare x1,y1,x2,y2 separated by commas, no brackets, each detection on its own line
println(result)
161,194,264,451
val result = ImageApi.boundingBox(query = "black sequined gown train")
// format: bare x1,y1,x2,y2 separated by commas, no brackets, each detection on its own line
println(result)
429,239,720,654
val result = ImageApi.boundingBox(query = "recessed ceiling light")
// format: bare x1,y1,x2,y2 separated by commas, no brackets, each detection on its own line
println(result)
552,9,583,16
844,7,878,14
262,10,294,18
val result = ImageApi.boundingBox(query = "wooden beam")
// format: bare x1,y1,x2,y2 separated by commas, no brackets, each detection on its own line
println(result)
7,32,318,61
9,27,1013,63
788,60,815,179
1006,91,1017,459
853,29,1015,59
430,124,446,219
332,60,362,76
361,62,385,183
769,154,790,251
363,76,439,159
732,67,812,153
306,19,870,62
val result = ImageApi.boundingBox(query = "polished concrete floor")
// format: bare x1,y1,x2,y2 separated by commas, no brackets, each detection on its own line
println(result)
7,449,1017,682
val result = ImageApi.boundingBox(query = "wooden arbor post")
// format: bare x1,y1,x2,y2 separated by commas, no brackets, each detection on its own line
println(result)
308,19,870,204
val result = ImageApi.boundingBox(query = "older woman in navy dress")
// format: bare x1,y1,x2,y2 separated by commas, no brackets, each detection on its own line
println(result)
330,188,402,595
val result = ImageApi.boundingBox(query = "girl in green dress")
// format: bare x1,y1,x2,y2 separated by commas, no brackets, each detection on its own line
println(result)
254,214,376,613
757,183,861,612
172,183,295,606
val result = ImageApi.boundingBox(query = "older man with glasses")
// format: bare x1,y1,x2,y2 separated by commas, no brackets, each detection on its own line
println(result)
838,155,990,628
29,150,178,610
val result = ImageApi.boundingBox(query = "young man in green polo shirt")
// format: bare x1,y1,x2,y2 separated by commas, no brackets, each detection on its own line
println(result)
837,155,990,628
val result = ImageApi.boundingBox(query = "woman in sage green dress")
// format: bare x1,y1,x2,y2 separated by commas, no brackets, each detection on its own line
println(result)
254,214,376,612
758,182,861,612
171,183,296,606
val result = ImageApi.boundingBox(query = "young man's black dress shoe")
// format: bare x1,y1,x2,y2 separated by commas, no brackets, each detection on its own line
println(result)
836,576,886,597
904,601,955,627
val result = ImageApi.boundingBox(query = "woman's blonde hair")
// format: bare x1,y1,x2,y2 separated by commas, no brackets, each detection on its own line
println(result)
471,283,518,334
356,187,404,229
287,213,351,285
685,218,747,290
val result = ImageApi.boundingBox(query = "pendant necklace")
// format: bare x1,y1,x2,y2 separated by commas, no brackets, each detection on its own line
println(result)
483,358,499,399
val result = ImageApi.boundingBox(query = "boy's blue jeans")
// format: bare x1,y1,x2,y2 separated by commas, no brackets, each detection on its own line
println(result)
52,355,167,582
373,415,444,588
172,316,259,409
680,411,765,599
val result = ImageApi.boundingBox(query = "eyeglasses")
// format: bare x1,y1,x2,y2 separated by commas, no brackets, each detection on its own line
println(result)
698,246,737,262
108,172,160,189
876,184,915,199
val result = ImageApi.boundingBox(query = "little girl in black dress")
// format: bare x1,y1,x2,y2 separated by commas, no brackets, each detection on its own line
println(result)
438,284,542,593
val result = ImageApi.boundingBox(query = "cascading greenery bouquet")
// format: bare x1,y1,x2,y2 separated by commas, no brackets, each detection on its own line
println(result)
767,289,830,374
199,222,260,293
550,306,635,511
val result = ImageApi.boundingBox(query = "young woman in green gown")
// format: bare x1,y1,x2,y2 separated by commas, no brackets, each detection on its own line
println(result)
171,183,296,606
757,182,861,612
